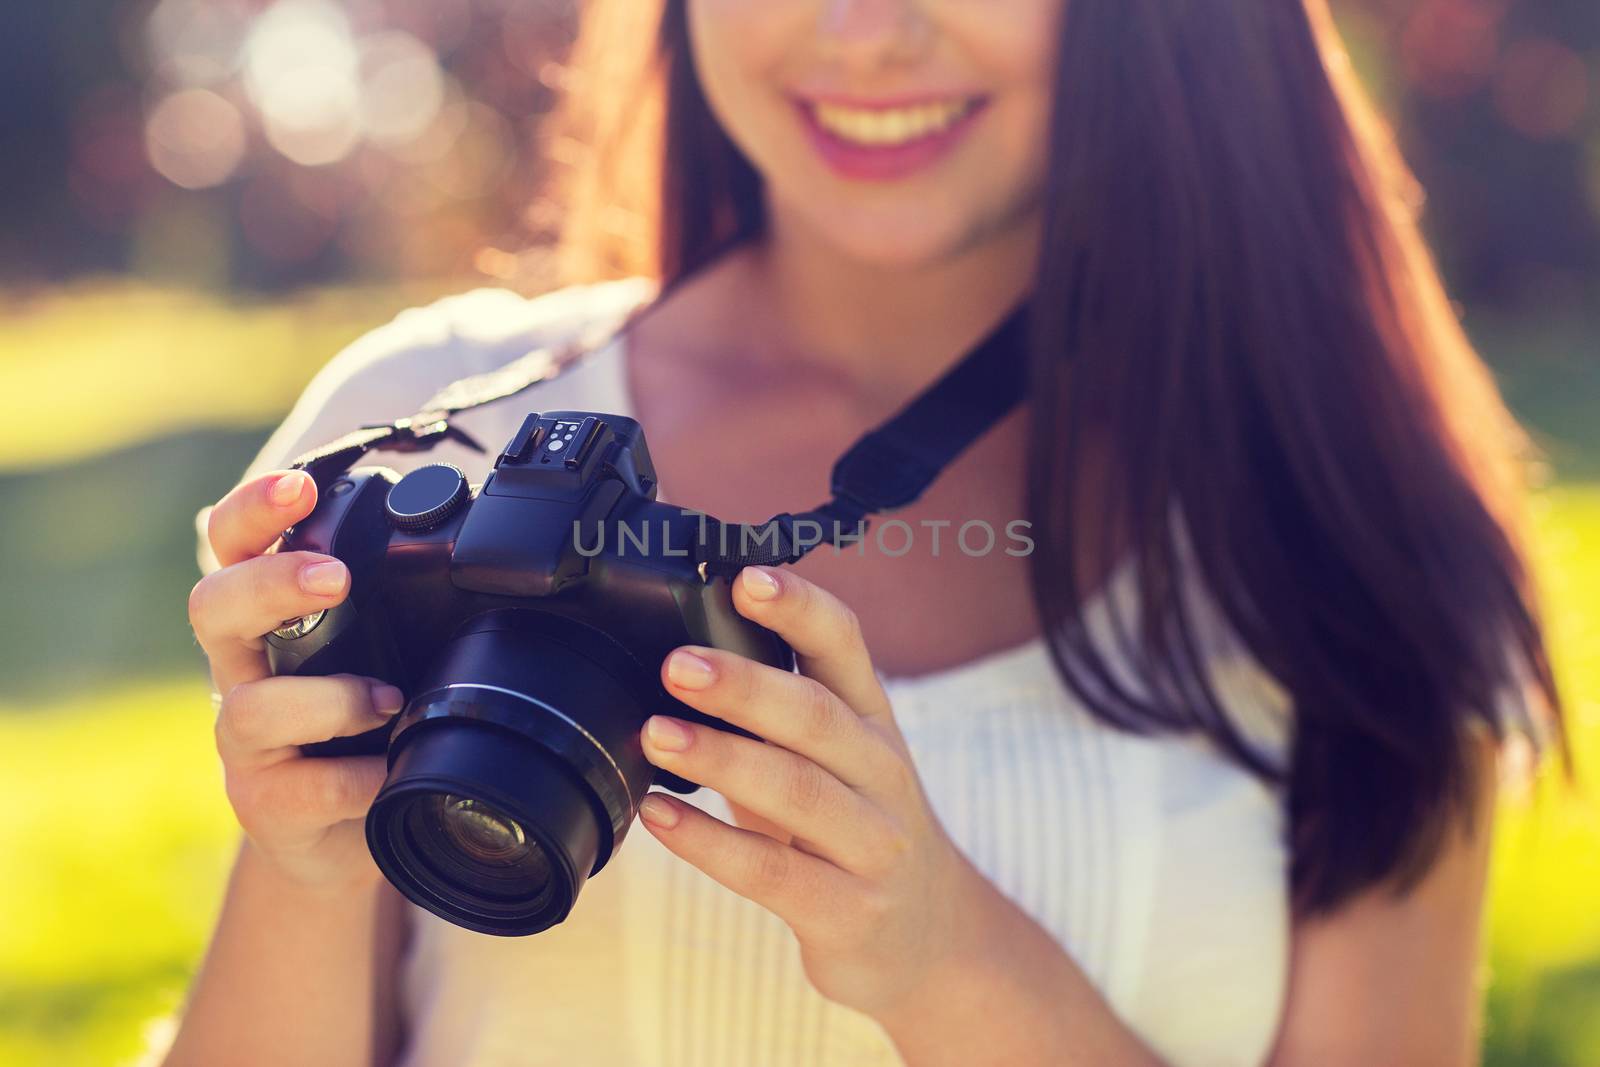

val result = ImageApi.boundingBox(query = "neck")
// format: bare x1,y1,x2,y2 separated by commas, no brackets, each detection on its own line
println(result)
739,205,1041,402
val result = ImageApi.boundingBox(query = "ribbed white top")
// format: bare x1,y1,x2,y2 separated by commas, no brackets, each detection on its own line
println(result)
223,280,1293,1067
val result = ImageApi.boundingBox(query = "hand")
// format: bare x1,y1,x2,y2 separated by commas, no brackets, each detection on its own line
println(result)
188,469,404,892
636,565,997,1019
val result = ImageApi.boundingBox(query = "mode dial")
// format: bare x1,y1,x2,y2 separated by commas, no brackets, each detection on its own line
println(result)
385,463,470,532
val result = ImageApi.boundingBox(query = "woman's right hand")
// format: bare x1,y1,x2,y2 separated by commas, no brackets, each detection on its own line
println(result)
188,468,404,892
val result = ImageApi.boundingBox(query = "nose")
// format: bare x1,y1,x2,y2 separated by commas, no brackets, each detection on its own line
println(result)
816,0,932,70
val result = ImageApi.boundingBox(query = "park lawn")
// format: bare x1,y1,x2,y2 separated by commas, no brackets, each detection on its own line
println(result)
0,280,441,472
0,678,236,1067
1483,484,1600,1066
0,484,1594,1067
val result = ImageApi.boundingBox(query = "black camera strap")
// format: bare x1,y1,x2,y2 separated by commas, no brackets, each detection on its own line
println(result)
692,306,1030,576
290,299,1031,580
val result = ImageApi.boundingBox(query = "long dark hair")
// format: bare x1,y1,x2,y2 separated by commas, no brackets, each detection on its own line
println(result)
550,0,1563,914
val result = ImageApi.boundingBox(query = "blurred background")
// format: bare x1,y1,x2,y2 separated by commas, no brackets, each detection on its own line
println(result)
0,1,1594,1064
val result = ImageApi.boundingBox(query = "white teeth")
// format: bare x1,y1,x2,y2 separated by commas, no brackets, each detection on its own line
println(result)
811,99,975,146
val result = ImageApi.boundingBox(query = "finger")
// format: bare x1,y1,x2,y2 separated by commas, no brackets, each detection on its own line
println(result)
731,566,892,724
216,674,405,767
207,469,319,569
640,714,902,874
189,551,351,691
636,791,857,932
240,755,389,834
661,646,902,792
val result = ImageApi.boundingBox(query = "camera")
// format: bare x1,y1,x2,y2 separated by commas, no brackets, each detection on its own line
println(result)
266,411,794,937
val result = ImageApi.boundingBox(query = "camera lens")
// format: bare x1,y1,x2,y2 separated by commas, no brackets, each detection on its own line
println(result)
363,612,663,937
370,721,601,934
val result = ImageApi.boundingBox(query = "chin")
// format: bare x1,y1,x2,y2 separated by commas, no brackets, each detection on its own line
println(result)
798,200,990,272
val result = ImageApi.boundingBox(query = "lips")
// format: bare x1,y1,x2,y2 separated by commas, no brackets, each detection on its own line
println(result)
791,94,989,182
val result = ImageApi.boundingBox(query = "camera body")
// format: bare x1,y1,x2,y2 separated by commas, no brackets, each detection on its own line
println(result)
265,410,794,935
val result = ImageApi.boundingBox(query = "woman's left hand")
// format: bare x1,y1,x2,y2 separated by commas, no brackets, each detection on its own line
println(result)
636,564,997,1020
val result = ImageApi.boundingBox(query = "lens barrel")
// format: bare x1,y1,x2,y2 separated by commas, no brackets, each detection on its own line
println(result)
366,611,657,936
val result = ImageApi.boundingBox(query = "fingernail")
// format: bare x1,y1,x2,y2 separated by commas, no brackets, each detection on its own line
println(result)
370,685,405,715
300,559,348,595
666,649,716,690
271,472,306,507
639,793,681,829
645,715,693,752
741,566,781,601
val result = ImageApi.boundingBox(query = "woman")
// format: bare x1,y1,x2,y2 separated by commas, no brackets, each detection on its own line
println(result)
173,1,1562,1064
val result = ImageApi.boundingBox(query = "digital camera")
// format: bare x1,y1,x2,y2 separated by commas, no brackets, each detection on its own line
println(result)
266,411,794,936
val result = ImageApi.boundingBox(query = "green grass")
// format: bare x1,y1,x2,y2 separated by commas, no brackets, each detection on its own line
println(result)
0,283,1595,1065
0,279,443,473
0,680,237,1067
1483,485,1600,1066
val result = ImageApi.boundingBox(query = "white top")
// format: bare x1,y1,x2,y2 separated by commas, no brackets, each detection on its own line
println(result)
212,279,1295,1067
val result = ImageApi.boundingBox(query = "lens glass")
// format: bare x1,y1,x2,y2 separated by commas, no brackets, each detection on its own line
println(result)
440,794,527,862
398,792,553,908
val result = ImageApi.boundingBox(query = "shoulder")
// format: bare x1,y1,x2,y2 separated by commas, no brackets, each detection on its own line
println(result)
243,277,656,481
336,277,657,390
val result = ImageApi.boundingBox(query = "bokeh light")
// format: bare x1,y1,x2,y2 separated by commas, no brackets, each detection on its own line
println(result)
1493,37,1591,142
242,0,363,167
358,31,446,146
145,0,252,88
128,0,569,282
1400,0,1506,100
144,89,247,190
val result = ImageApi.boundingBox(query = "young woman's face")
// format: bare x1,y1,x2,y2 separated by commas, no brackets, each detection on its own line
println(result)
686,0,1063,269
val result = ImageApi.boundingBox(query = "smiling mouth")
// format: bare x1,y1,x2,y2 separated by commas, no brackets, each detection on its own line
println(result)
802,97,983,148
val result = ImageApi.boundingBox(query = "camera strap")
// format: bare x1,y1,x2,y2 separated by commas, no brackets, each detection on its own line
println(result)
289,299,1031,580
285,316,625,491
692,306,1030,576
